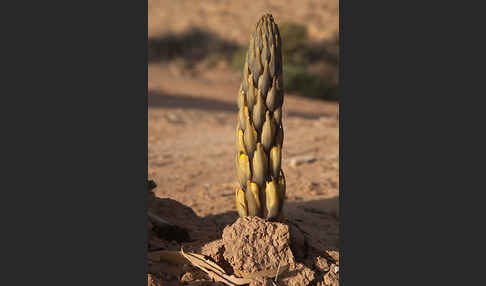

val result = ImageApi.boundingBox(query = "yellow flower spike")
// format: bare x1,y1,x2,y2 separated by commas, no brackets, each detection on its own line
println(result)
235,188,248,217
265,179,280,220
235,14,285,219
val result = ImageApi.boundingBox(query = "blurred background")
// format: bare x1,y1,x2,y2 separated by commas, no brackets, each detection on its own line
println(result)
148,0,339,248
149,0,339,101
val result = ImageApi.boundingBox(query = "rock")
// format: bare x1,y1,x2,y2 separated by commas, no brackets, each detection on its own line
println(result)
289,155,317,167
324,268,339,286
166,113,184,124
326,250,339,265
221,217,317,285
222,216,295,278
314,256,330,273
201,239,233,274
180,271,194,282
201,239,224,261
279,263,315,286
147,274,164,286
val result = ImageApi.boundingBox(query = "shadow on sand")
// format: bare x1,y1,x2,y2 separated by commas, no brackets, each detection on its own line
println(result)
148,90,334,120
149,193,339,284
203,196,340,251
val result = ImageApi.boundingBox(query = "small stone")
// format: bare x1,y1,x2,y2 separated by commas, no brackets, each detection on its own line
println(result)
180,272,194,282
147,274,164,286
326,250,339,265
280,263,315,286
323,266,339,286
289,155,317,167
166,113,184,124
315,256,330,273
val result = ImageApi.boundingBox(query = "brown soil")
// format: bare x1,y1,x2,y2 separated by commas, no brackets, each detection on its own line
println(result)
147,63,339,285
222,217,295,277
148,195,338,286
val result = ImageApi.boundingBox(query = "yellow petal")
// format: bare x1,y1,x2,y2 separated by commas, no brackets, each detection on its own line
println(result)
261,111,274,152
252,90,266,131
237,89,246,111
235,188,248,217
269,145,281,179
236,129,246,154
252,143,268,189
247,75,256,111
250,182,262,211
273,107,282,126
275,125,284,148
236,152,251,189
277,170,286,213
244,114,257,156
266,179,280,220
246,182,261,217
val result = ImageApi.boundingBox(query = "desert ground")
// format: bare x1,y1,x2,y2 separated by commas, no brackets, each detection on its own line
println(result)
148,1,339,285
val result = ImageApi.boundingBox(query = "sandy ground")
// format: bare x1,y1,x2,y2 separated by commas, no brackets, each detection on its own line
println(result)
148,63,339,285
149,62,339,222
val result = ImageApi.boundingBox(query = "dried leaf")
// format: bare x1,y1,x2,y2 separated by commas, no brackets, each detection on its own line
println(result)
182,250,226,275
180,248,257,286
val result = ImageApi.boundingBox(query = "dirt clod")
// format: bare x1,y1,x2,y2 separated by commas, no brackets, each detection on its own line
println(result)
279,263,315,286
201,239,234,274
323,268,339,286
148,274,163,286
222,216,295,278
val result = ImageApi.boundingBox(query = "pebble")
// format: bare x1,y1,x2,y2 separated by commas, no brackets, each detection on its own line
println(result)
166,113,184,124
289,155,317,167
315,256,330,272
